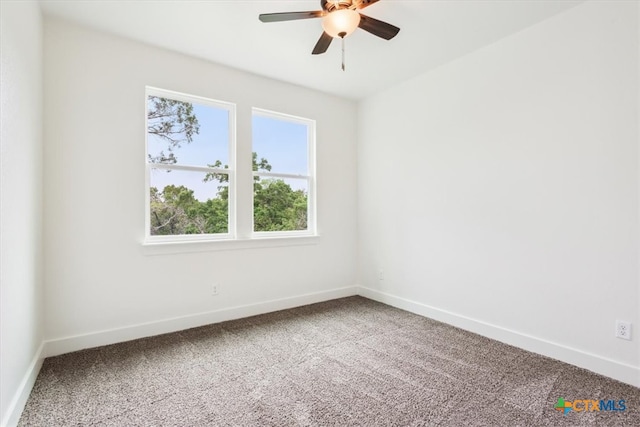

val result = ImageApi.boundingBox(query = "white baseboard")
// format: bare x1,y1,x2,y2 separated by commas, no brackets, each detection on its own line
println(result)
1,342,44,427
357,285,640,388
44,286,358,357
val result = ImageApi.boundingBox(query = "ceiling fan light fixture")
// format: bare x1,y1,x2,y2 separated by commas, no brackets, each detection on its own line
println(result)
321,9,361,38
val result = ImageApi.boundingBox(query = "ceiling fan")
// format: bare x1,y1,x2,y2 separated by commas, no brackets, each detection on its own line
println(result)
259,0,400,69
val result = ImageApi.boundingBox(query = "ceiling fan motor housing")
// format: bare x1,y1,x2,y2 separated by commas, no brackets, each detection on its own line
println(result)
321,0,355,12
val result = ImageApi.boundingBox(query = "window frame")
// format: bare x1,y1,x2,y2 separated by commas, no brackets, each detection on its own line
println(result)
251,108,317,238
144,87,236,244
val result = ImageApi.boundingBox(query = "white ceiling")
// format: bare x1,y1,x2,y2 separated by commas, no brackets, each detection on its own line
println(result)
39,0,584,100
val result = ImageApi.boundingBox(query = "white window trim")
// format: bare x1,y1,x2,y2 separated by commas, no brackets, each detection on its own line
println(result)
141,234,320,256
144,86,236,244
251,107,317,239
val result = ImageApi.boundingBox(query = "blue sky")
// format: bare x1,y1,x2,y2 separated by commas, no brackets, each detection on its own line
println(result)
149,101,309,201
252,114,308,175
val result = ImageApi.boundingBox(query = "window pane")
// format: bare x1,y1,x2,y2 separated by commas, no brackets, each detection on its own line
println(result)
150,168,229,235
252,114,308,175
253,176,308,232
147,96,229,168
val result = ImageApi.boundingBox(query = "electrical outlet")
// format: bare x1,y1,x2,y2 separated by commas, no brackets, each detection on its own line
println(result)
378,269,384,281
616,320,631,340
211,284,219,296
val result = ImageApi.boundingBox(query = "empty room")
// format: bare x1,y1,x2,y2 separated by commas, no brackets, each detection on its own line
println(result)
1,0,639,425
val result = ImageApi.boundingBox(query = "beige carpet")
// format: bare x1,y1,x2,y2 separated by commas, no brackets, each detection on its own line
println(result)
18,296,640,426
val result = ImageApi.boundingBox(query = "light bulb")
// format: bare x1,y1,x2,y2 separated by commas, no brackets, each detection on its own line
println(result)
321,9,361,38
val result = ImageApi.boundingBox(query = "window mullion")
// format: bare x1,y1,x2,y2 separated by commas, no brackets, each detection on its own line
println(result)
234,106,253,239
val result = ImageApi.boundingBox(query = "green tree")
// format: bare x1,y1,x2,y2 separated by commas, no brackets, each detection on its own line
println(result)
150,184,228,235
150,185,197,235
150,154,308,235
195,197,228,234
147,96,200,164
253,179,307,231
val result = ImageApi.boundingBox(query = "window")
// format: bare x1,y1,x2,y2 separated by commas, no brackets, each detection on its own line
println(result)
144,88,316,246
252,109,316,236
145,88,235,242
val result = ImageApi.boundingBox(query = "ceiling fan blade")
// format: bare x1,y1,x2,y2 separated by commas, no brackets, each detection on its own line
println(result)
358,13,400,40
259,11,324,23
312,32,333,55
357,0,380,9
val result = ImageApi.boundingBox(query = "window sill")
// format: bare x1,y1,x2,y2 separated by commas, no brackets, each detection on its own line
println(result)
141,234,320,256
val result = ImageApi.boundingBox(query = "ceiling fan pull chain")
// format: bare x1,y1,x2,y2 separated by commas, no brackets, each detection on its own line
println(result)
341,36,346,71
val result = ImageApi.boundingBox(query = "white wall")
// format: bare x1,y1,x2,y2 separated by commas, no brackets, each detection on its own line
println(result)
0,1,44,425
43,18,358,350
358,0,640,386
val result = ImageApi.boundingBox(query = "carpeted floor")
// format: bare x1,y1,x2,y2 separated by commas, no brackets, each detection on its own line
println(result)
18,296,640,426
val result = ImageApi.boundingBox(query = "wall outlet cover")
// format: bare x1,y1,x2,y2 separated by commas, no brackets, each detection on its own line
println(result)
616,320,631,340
